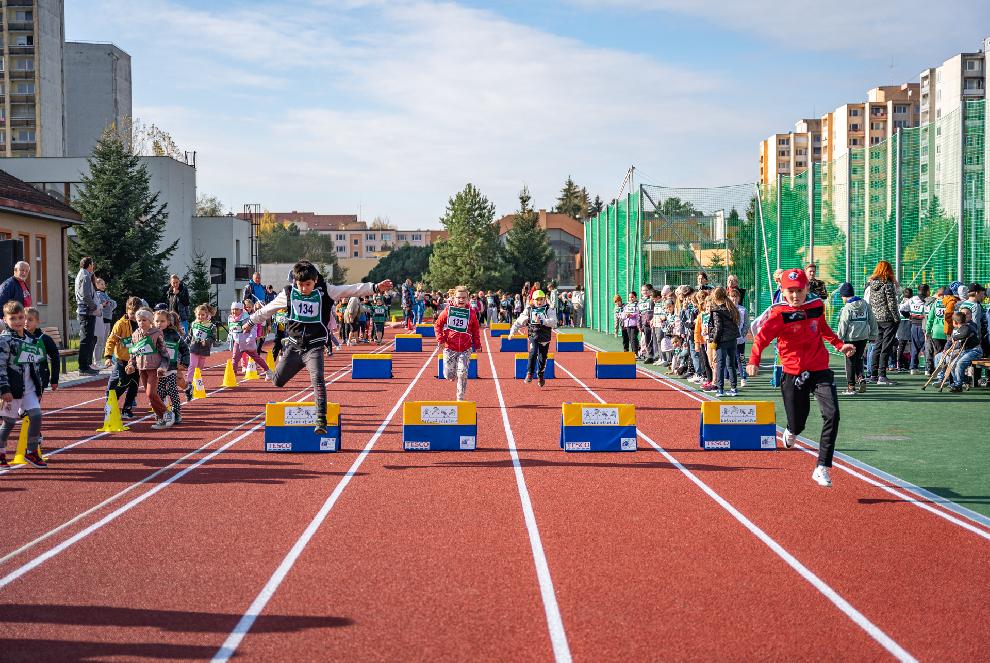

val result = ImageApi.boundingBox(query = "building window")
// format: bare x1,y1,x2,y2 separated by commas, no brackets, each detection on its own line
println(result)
367,245,376,253
850,123,860,131
964,78,984,90
13,129,35,142
381,233,390,241
336,245,344,253
965,59,981,71
397,234,406,241
14,35,33,47
335,233,344,241
365,233,375,241
353,251,358,257
14,11,33,21
15,58,34,71
871,122,884,130
352,238,358,245
894,104,907,114
412,234,422,241
33,235,45,305
15,82,34,94
235,239,241,265
850,109,860,116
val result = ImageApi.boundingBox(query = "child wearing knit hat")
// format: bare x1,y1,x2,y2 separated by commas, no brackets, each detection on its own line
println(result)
836,282,877,395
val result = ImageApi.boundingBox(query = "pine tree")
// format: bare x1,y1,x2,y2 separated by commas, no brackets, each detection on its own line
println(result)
186,251,212,310
589,195,604,218
554,176,586,220
71,127,178,306
424,183,508,291
503,186,554,293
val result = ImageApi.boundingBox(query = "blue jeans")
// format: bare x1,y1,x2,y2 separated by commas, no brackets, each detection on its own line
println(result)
935,347,983,387
687,338,699,375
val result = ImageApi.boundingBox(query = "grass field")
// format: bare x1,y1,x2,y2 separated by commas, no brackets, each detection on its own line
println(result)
578,327,990,518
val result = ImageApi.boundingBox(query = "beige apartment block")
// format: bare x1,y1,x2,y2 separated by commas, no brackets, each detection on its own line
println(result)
758,119,821,185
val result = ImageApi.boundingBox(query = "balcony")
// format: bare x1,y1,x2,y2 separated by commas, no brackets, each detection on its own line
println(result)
6,0,36,6
8,93,33,103
8,70,33,79
7,46,34,56
9,118,33,127
10,141,35,151
6,21,33,31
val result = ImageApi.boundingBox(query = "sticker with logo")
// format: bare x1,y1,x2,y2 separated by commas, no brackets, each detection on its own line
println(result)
283,405,318,426
581,406,619,426
266,442,293,451
320,437,338,451
459,435,476,450
719,404,757,424
704,439,731,450
405,440,431,450
620,437,637,451
760,435,777,449
420,405,458,424
564,441,592,451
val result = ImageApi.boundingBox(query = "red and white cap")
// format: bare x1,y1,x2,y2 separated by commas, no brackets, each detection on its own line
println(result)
780,268,808,289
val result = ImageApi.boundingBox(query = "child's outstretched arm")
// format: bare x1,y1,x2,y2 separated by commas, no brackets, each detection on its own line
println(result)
508,309,529,337
249,290,287,326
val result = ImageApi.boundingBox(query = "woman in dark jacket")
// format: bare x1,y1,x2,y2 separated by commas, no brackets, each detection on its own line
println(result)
865,260,901,384
710,287,741,396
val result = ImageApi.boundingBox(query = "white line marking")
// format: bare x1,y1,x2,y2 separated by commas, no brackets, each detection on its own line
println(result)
554,357,917,663
482,334,572,663
584,340,990,535
212,347,438,662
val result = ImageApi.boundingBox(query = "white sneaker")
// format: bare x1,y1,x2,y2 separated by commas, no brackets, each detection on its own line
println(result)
782,428,797,449
726,388,737,397
841,388,857,396
164,411,176,428
265,370,275,381
812,465,832,487
151,417,168,430
740,378,747,388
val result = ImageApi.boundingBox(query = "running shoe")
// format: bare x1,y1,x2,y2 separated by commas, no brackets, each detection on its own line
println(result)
121,408,135,420
538,376,546,387
716,391,725,397
164,411,176,428
0,454,8,468
876,377,896,386
152,417,168,430
740,379,747,388
726,388,737,397
24,450,46,468
184,385,193,401
174,413,183,425
812,465,832,487
524,375,533,384
841,387,857,396
782,428,797,449
265,370,275,381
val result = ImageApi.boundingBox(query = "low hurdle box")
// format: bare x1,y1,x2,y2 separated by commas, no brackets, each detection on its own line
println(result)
500,335,528,352
699,401,777,451
489,322,511,337
560,403,637,452
514,352,555,379
437,353,478,379
395,334,423,352
555,332,584,352
416,324,436,338
595,352,636,379
352,353,392,379
264,402,341,453
402,401,477,451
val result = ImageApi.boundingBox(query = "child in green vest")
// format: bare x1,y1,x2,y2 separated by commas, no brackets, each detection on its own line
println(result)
371,295,388,345
185,304,217,400
0,301,47,467
155,310,189,426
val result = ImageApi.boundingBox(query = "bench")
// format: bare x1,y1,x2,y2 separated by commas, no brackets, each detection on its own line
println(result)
42,326,79,374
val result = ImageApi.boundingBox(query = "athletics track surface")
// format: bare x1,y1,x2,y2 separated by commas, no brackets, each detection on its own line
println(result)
0,327,988,662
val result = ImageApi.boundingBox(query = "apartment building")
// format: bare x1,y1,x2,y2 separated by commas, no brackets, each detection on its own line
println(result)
918,38,989,222
63,41,132,157
758,119,822,185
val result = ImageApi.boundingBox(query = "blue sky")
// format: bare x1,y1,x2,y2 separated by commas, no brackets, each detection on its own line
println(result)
65,0,990,228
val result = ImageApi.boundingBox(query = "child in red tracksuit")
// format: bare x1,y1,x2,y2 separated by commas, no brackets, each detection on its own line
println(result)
747,268,855,488
434,285,482,401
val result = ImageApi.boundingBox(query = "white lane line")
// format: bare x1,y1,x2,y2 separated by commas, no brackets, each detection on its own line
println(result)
482,334,572,663
212,347,438,663
553,357,918,663
584,340,990,535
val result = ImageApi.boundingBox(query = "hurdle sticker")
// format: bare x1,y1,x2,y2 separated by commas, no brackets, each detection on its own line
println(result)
266,442,292,451
582,407,619,426
720,404,757,424
564,441,591,451
704,440,732,449
406,441,430,450
284,405,317,425
421,405,458,424
320,437,338,451
459,436,476,450
620,438,637,451
761,435,777,449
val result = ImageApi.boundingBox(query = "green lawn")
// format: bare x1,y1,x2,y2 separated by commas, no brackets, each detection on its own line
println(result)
576,327,990,518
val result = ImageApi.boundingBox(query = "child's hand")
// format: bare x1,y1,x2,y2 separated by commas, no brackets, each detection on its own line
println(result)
1,392,11,403
157,367,166,377
839,343,857,357
125,365,135,375
746,364,759,377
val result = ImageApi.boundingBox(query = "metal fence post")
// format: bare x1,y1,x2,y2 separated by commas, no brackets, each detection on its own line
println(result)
958,107,966,282
894,127,902,282
775,173,782,270
808,162,816,265
846,154,852,284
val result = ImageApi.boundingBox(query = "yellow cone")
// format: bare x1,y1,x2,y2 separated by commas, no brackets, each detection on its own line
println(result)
266,348,275,369
244,358,260,381
10,416,29,465
96,390,129,433
192,367,208,399
222,359,238,387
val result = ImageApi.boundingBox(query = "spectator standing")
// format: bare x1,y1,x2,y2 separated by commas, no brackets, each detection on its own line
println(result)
75,257,99,375
696,271,712,291
162,274,192,334
245,272,267,304
805,263,828,300
572,285,585,327
93,277,117,368
0,260,32,309
401,278,414,329
865,260,901,385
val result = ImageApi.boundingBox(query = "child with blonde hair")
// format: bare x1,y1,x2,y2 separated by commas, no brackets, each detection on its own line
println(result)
228,301,272,379
434,285,482,399
155,310,189,425
126,308,171,430
185,304,217,400
0,302,48,466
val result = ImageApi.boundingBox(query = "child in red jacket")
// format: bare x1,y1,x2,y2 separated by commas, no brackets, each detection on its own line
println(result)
747,268,855,487
434,285,482,401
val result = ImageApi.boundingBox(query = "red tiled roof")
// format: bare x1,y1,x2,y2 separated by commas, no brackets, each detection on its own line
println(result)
236,211,363,231
0,169,81,223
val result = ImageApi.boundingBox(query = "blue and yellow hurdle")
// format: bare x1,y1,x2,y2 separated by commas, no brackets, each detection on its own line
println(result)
402,401,477,451
415,324,436,338
352,353,392,379
699,400,777,450
489,322,511,337
500,334,528,352
555,332,584,352
559,402,637,452
264,402,341,452
437,353,478,379
515,352,554,379
395,333,423,352
594,351,636,379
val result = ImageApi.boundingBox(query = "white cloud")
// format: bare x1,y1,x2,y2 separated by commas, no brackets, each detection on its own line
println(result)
71,0,773,226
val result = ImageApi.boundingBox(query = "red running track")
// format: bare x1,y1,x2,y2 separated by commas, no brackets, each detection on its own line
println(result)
1,328,988,661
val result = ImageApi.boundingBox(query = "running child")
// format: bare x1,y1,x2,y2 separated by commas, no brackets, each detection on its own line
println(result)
434,285,482,401
156,310,189,425
104,296,142,418
0,301,48,467
248,260,391,433
508,289,558,386
125,308,171,430
371,295,388,344
271,307,288,361
747,268,856,487
184,304,216,400
228,301,272,378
